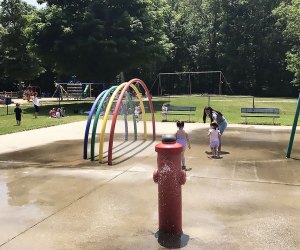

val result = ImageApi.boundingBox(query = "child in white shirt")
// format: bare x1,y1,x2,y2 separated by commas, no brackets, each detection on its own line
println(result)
56,108,61,118
208,122,221,158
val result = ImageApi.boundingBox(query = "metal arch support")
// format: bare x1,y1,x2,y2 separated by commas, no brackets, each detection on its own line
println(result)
107,78,156,165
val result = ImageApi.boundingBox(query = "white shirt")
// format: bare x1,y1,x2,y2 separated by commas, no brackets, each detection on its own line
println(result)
33,96,40,106
209,129,220,142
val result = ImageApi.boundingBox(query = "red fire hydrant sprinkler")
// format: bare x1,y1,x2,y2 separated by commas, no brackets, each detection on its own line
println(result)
153,134,186,234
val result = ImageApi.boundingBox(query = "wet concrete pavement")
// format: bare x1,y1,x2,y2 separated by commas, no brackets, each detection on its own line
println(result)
0,121,300,249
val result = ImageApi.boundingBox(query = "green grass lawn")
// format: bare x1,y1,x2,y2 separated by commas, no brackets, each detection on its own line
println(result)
0,95,298,135
147,95,298,126
0,100,93,135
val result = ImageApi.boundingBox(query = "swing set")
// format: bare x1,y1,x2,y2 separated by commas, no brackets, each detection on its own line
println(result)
157,71,232,96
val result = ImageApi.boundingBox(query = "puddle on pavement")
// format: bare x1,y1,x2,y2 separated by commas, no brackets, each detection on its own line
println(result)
0,180,45,222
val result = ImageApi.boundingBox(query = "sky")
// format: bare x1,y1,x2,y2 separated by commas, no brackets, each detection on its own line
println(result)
24,0,45,8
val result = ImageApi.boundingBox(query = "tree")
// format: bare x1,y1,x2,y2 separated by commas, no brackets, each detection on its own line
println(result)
274,0,300,86
31,0,172,81
0,0,45,87
157,0,295,96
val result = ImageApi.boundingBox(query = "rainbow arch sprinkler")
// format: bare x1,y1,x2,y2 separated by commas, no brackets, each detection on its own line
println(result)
83,78,156,165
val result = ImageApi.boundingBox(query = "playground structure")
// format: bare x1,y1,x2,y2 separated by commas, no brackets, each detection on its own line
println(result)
83,78,156,165
23,85,41,101
53,82,105,100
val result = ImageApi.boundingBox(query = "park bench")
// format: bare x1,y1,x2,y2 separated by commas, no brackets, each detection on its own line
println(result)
241,107,280,125
163,105,196,122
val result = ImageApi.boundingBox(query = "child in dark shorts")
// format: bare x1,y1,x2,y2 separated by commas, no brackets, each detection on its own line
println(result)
14,103,22,126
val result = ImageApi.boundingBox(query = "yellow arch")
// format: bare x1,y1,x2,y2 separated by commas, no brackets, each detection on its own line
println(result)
99,82,146,163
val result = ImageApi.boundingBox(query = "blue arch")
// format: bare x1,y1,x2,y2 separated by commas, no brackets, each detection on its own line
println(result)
90,86,117,160
83,90,107,159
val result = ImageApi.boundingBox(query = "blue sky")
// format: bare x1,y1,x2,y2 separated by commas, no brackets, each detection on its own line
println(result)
24,0,38,6
24,0,44,8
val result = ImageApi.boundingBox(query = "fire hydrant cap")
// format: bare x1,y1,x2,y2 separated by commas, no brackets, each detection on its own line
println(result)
155,134,182,153
162,134,176,143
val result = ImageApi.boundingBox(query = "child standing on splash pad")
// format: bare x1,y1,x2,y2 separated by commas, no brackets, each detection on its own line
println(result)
176,120,191,170
208,122,221,158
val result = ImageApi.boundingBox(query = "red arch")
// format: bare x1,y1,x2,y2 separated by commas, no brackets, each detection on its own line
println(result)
108,78,156,165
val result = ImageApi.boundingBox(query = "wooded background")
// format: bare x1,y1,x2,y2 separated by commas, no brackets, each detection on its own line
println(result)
0,0,299,96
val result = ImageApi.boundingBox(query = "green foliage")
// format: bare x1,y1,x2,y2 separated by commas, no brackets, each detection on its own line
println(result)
159,0,294,96
273,0,300,86
31,0,172,81
0,0,45,83
0,0,298,96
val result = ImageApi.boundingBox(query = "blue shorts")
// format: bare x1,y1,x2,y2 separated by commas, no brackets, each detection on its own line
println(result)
218,119,227,134
177,139,186,150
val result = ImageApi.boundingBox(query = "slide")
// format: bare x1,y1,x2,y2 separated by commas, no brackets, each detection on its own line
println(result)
83,84,90,98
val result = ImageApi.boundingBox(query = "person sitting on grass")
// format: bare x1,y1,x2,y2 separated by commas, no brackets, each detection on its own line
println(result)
56,108,61,118
49,108,56,118
60,107,65,117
